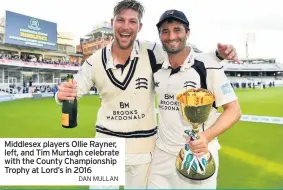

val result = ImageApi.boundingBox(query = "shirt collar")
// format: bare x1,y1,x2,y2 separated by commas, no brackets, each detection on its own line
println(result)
105,40,140,70
162,47,195,71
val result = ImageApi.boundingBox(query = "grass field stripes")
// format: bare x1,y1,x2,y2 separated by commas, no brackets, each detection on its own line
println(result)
221,145,283,177
0,87,282,189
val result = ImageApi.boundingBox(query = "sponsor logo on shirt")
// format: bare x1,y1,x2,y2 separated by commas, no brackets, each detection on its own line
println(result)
159,94,180,111
220,82,233,95
154,81,160,87
106,102,146,121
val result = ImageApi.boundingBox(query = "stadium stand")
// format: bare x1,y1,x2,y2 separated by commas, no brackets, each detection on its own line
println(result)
0,10,86,95
0,51,80,66
0,11,282,96
0,11,113,97
223,58,283,89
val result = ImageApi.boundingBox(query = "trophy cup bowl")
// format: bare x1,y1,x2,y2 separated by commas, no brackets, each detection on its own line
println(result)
175,88,216,180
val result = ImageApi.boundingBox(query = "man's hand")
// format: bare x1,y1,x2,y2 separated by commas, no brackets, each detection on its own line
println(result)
217,43,239,63
57,81,77,101
186,132,208,157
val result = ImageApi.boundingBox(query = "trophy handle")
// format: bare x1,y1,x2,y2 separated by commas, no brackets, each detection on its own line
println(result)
190,123,201,140
184,125,200,141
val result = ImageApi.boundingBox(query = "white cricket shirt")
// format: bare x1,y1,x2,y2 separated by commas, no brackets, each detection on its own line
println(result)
153,48,238,156
57,40,165,165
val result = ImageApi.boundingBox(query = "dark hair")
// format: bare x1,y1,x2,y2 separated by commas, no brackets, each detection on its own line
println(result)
113,0,145,21
158,19,190,34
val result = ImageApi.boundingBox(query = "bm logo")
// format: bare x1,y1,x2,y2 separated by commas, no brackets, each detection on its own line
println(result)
28,18,41,31
165,94,174,100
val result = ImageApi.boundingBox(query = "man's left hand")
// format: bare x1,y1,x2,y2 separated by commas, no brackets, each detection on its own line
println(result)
186,132,208,157
217,43,239,63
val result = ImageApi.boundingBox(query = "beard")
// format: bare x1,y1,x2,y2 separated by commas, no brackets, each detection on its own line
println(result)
162,37,187,54
115,37,135,50
114,31,137,50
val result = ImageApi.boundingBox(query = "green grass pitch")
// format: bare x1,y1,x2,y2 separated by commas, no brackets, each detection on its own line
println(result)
0,87,282,189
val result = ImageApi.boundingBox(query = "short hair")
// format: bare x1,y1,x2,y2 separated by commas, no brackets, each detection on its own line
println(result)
113,0,145,21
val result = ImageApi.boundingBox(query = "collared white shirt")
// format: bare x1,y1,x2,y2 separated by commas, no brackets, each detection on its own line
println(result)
105,40,141,70
153,50,238,156
55,40,225,164
161,46,196,71
97,40,157,165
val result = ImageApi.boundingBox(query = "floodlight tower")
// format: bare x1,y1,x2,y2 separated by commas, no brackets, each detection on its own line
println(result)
245,33,255,59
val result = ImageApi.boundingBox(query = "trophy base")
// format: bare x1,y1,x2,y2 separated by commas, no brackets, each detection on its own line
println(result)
175,148,216,180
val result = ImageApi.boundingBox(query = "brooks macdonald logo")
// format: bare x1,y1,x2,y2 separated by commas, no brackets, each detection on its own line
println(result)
159,94,180,111
106,102,145,121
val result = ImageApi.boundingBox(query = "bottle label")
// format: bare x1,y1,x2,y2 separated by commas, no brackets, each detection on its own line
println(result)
62,113,69,126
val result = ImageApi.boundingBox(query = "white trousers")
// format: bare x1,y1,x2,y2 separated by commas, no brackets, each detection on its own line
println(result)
147,147,219,189
89,162,150,189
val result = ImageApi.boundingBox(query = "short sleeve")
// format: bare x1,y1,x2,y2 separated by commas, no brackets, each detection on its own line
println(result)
144,41,165,64
143,41,165,73
152,43,166,64
196,53,238,107
207,67,238,107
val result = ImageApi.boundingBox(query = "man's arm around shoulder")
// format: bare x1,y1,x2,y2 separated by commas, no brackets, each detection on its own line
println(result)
196,43,239,63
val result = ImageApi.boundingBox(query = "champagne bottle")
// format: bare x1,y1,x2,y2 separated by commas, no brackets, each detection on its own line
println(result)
61,74,78,128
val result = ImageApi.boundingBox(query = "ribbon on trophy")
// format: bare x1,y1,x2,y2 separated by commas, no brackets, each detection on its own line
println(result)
175,88,216,180
181,130,207,176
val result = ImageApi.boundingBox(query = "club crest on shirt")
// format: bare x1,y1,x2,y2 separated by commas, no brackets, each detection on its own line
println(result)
183,81,197,89
135,78,148,89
